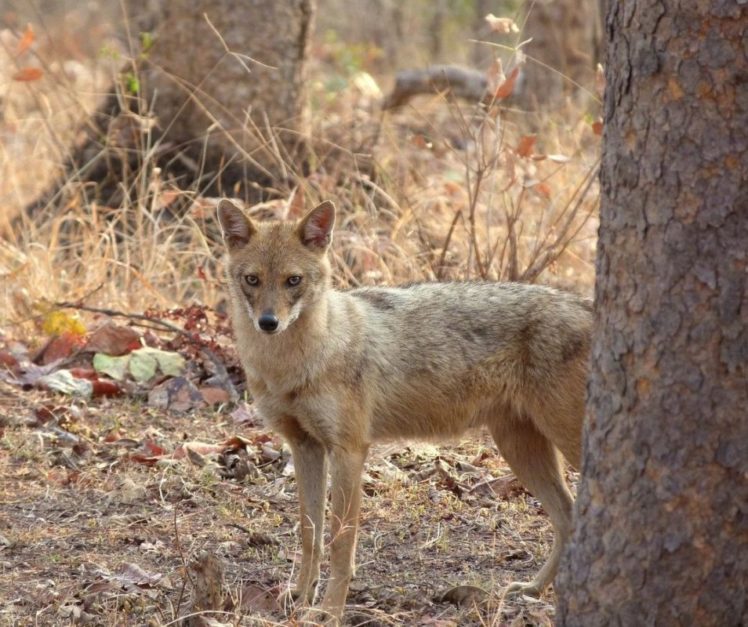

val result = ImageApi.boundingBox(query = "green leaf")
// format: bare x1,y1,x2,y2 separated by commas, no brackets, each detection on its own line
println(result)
140,31,154,55
128,347,186,381
129,350,158,383
145,347,186,377
125,72,140,95
95,347,186,383
93,353,131,381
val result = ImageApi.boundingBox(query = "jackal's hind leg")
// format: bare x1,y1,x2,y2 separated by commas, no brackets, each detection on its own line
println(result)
489,418,574,596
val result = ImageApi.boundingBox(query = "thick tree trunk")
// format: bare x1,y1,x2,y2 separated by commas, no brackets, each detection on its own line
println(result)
519,0,600,108
27,0,314,216
140,0,314,178
556,2,748,625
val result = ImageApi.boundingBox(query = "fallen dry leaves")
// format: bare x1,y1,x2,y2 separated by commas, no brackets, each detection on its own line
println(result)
1,304,240,411
0,371,565,625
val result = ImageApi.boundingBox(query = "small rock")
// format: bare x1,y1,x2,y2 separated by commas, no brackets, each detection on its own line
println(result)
436,584,488,608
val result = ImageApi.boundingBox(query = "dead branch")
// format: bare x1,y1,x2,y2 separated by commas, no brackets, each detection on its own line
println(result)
383,65,489,109
519,163,599,283
436,209,464,280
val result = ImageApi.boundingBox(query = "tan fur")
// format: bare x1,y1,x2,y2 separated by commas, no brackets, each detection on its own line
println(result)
217,199,590,622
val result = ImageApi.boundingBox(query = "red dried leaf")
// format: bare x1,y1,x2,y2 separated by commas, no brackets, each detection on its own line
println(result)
536,182,552,199
16,24,35,55
173,441,224,460
47,468,79,486
85,322,141,356
143,439,166,457
0,350,19,371
12,67,43,82
494,67,519,100
41,332,83,365
67,367,121,396
34,404,65,425
70,368,98,380
410,134,428,149
222,435,253,451
516,134,536,158
104,429,125,443
443,180,462,195
592,120,603,136
129,453,161,466
91,379,122,397
157,189,182,209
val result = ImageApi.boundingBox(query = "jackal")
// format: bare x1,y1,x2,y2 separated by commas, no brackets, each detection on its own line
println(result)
217,199,590,622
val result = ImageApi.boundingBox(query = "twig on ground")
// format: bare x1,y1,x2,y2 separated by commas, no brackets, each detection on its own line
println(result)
173,505,193,619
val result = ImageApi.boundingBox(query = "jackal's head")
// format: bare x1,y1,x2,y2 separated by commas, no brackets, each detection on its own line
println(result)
217,199,335,335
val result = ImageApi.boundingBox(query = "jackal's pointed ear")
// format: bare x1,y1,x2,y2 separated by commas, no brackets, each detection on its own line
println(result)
217,199,255,249
297,201,335,250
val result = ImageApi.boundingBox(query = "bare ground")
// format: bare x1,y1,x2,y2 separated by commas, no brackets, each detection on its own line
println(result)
0,385,571,626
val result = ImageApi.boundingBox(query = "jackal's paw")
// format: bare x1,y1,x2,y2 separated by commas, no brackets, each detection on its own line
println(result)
505,580,543,598
279,585,316,614
299,606,340,626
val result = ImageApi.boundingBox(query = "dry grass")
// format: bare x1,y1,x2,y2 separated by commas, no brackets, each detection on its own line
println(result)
0,8,600,340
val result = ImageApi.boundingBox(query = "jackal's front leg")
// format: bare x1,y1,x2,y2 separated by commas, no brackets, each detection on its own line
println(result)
288,435,328,605
318,445,368,620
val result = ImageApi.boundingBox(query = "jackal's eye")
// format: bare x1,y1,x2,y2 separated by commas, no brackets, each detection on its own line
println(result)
244,274,260,286
286,275,302,287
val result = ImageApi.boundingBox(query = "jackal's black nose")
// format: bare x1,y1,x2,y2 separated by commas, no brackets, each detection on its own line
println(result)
258,314,279,332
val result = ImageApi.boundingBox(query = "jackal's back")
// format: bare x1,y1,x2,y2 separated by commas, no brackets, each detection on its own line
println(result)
345,282,591,444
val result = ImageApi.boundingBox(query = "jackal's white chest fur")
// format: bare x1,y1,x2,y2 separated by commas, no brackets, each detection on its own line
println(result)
234,293,361,445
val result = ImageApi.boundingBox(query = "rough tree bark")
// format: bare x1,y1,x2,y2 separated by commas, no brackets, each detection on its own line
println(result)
139,0,314,178
519,0,601,108
557,2,748,625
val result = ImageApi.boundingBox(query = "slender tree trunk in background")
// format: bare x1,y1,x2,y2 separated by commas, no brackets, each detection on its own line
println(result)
556,2,748,624
428,0,447,62
470,0,493,68
519,0,600,108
